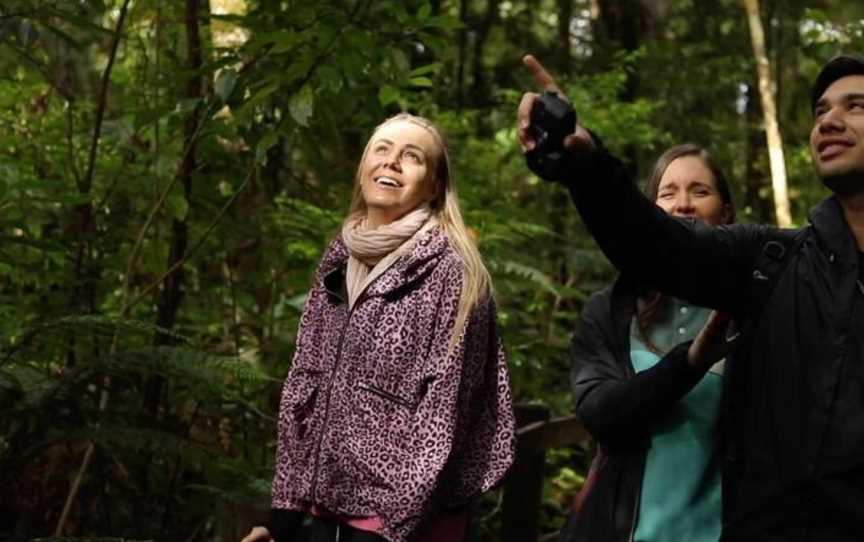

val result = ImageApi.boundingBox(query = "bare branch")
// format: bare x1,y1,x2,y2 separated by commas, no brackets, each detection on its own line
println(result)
80,0,132,194
54,0,134,535
123,165,255,314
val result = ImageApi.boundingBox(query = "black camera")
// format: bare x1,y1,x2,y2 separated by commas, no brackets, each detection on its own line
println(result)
525,91,577,182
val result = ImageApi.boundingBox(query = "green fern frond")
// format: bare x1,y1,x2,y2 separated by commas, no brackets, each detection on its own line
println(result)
51,315,193,344
488,259,560,296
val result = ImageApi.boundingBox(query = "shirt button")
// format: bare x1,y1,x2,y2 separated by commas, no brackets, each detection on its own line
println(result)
680,306,689,315
678,326,687,335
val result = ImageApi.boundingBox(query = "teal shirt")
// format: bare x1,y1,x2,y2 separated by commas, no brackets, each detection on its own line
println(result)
630,299,723,542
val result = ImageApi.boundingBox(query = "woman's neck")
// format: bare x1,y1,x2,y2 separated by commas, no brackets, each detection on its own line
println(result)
365,209,397,230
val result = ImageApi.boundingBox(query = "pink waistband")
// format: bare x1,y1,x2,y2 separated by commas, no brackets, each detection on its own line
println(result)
308,504,468,541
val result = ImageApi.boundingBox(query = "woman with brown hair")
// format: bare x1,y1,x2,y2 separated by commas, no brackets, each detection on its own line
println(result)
562,144,736,542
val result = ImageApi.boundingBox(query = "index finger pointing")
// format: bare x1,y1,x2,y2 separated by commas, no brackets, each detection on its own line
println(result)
523,54,562,94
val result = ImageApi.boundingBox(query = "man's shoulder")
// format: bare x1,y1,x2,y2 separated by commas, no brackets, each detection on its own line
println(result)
714,222,808,259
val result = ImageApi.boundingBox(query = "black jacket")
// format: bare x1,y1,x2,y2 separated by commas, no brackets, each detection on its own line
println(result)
561,276,714,542
559,148,864,542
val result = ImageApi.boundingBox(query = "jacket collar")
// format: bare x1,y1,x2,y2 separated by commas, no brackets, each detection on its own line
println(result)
808,196,859,265
322,224,450,304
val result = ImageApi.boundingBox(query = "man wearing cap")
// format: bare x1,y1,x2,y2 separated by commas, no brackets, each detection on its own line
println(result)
517,55,864,541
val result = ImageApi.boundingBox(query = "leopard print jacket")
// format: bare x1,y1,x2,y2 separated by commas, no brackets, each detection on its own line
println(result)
271,225,516,542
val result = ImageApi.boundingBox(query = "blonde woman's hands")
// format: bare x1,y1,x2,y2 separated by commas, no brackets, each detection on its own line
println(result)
517,54,595,154
688,311,740,370
240,526,273,542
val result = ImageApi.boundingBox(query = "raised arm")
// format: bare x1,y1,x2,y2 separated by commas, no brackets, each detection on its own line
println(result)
564,149,767,311
518,55,769,311
572,289,736,448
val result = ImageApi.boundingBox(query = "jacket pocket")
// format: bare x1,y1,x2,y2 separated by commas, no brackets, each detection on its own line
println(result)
347,381,415,484
356,381,416,411
283,368,322,440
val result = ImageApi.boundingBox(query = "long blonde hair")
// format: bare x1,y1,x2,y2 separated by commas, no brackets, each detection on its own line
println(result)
347,113,491,345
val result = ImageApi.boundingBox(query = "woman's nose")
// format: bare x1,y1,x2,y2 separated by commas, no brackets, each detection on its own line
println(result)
382,153,402,171
674,195,695,214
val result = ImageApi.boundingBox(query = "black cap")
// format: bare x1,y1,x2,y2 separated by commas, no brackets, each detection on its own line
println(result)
811,54,864,111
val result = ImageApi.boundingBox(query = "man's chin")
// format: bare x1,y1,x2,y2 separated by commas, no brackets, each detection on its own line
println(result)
820,168,864,197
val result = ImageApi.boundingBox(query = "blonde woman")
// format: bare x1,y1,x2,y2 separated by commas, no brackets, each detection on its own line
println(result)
242,114,516,542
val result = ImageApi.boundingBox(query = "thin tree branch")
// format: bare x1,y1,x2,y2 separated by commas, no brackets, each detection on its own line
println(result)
120,104,213,306
80,0,132,194
54,0,133,534
65,104,82,187
123,165,254,313
0,11,37,20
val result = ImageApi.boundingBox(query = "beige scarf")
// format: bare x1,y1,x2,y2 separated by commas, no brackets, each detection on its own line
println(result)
341,205,434,308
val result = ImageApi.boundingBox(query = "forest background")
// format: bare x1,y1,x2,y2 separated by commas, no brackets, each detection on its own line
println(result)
1,0,863,540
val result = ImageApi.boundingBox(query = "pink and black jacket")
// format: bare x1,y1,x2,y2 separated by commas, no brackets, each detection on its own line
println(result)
270,225,516,542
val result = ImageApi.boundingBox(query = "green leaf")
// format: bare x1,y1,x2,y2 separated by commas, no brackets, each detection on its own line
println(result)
426,15,462,30
288,85,314,127
410,62,443,76
166,194,189,221
256,131,279,162
235,81,279,120
215,68,238,101
174,97,202,116
378,85,400,106
391,49,410,73
270,30,302,53
319,65,343,93
409,76,433,88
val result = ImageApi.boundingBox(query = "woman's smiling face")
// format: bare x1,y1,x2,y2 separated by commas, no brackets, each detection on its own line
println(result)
359,120,440,228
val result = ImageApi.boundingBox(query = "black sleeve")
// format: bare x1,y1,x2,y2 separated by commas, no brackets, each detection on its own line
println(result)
264,508,304,542
570,292,709,448
558,147,770,313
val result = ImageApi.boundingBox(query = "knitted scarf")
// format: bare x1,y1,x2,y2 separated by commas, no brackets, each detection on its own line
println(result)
341,205,433,308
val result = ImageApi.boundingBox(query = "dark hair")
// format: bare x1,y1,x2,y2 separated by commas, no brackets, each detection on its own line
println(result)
811,54,864,112
637,143,736,352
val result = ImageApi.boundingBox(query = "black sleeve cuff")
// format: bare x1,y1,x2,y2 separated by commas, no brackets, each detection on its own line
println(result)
264,508,304,542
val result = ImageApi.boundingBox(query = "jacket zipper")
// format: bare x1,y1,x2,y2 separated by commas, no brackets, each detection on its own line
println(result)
309,296,355,502
357,381,415,410
308,252,409,501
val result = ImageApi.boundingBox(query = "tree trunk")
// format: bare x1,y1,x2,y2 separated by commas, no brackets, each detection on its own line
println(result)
742,0,791,226
556,0,573,75
145,0,204,412
470,0,500,109
595,0,647,168
744,83,774,223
